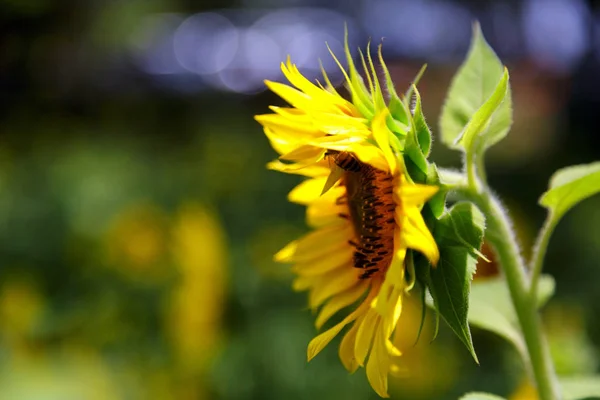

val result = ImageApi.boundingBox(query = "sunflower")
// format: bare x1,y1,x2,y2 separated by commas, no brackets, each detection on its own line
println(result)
255,41,440,397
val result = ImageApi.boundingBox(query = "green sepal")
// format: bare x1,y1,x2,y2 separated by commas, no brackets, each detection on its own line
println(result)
365,43,386,112
340,29,374,119
429,202,486,363
404,154,427,184
426,163,445,219
411,86,432,156
389,96,410,127
404,64,427,108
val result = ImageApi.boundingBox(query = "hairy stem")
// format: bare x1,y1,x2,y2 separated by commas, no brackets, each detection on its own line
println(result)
530,213,557,299
468,191,561,400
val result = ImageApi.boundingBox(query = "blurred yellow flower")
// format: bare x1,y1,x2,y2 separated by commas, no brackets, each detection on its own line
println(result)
510,380,539,400
388,294,460,398
0,278,44,344
104,203,168,282
166,203,228,375
256,42,439,397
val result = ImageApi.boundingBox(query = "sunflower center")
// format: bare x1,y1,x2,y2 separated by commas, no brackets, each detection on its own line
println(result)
341,157,396,280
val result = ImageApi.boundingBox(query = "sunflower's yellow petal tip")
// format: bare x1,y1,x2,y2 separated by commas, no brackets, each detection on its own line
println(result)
386,340,402,357
307,340,322,362
263,79,275,90
274,241,297,262
429,247,440,267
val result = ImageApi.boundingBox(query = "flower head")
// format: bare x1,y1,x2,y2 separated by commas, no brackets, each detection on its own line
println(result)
256,38,440,397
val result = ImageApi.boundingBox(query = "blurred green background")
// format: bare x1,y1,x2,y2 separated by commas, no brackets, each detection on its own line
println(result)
1,0,599,399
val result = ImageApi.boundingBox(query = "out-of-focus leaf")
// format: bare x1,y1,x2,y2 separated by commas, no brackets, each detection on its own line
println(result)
539,162,600,221
468,275,555,358
560,375,600,400
459,392,506,400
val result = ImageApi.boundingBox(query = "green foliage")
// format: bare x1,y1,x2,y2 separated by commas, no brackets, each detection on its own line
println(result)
459,393,506,400
454,69,509,153
539,162,600,221
469,275,556,358
428,202,486,363
560,376,600,400
440,23,512,153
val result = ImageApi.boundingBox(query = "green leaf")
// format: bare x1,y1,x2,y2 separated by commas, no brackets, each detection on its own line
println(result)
454,68,509,153
459,392,506,400
560,376,600,400
440,22,512,151
539,162,600,221
429,202,485,362
468,275,555,360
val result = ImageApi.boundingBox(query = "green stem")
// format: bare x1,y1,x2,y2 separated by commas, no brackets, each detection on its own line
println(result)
466,153,480,193
530,213,557,299
475,151,488,186
468,191,561,400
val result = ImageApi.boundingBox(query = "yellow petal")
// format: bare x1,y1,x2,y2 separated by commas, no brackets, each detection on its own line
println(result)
375,245,406,317
265,80,314,111
366,331,391,398
307,306,361,361
382,288,403,339
311,112,370,136
354,308,379,367
274,225,352,263
398,208,440,265
288,177,326,204
263,127,301,156
308,133,366,148
255,113,320,137
315,281,369,329
339,317,361,373
372,109,397,173
306,201,347,228
397,182,439,206
281,59,353,114
307,289,376,362
269,106,311,121
292,275,313,291
308,267,361,309
292,245,353,277
267,160,330,177
280,145,324,162
320,165,345,196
